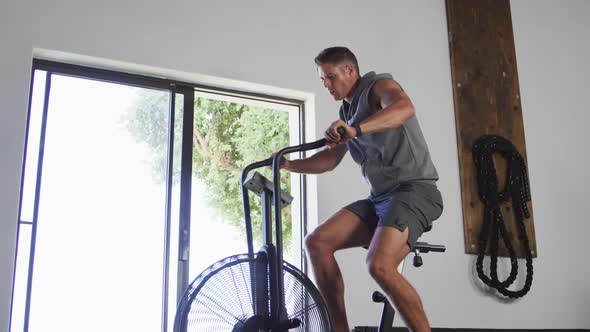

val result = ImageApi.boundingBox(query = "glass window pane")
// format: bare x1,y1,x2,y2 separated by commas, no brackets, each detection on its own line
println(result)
29,75,169,332
188,92,300,277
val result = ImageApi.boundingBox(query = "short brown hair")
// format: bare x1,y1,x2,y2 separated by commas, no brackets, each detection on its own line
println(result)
314,46,359,73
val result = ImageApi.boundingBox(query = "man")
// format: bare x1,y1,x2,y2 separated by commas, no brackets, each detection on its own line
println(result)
280,47,443,331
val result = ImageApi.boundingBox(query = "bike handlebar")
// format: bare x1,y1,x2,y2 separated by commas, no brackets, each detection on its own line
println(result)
242,128,346,254
241,137,328,254
256,138,328,168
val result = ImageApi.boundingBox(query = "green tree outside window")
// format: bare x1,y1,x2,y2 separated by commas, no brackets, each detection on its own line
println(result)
125,90,292,250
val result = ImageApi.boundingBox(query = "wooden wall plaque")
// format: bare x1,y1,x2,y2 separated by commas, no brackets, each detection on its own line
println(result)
446,0,537,258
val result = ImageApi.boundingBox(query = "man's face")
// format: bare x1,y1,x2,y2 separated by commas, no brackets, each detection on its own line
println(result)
317,63,356,101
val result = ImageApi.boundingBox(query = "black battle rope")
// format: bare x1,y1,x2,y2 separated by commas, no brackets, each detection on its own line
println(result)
472,135,533,298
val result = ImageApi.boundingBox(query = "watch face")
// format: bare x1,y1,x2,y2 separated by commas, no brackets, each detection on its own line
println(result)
354,123,361,137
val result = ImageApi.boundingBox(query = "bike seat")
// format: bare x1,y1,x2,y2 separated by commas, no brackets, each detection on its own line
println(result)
412,242,445,267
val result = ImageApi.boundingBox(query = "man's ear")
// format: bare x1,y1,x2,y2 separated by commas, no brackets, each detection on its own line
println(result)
342,63,354,76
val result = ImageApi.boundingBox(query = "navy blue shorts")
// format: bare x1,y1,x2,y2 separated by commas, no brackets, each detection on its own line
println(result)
344,182,443,249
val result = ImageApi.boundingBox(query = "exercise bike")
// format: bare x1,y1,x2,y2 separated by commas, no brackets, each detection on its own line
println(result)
173,132,446,331
173,137,332,331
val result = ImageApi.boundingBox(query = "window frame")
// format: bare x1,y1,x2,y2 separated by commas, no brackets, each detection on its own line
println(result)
10,59,310,332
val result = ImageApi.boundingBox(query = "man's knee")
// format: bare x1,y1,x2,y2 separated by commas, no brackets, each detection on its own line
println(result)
304,230,331,255
366,254,401,284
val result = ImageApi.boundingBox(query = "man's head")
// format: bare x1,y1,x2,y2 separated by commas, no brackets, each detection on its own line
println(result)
315,47,360,101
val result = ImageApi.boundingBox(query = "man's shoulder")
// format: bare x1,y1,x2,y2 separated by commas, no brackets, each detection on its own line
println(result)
365,73,402,111
364,72,395,92
373,72,394,81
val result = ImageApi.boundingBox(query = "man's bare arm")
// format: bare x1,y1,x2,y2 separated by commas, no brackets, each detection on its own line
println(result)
283,144,348,174
357,79,416,134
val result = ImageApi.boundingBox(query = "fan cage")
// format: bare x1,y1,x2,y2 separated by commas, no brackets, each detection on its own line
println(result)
173,253,331,331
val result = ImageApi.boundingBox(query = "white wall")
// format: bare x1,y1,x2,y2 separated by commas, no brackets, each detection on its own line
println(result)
1,0,588,331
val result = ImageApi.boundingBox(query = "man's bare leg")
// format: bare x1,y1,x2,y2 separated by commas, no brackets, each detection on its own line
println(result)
305,209,371,332
366,226,431,332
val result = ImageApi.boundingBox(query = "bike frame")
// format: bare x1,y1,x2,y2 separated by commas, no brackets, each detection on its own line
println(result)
241,138,327,329
241,135,446,331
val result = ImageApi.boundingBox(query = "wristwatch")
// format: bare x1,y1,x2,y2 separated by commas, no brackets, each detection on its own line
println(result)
353,123,363,138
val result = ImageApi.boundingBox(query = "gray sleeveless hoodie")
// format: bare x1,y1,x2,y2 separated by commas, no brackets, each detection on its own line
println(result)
339,72,439,196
